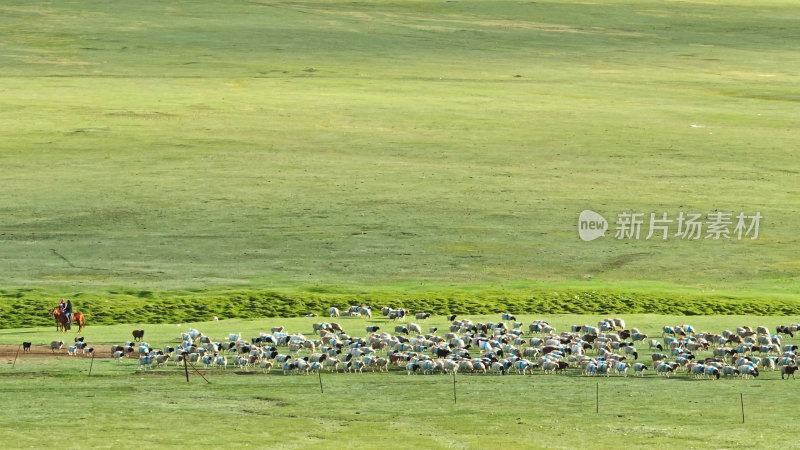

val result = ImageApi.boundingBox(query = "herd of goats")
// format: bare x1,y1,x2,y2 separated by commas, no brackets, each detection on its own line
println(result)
48,306,800,380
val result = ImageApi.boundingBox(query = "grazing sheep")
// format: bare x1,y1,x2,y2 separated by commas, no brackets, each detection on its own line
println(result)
405,362,420,375
132,330,145,342
781,365,798,380
721,366,740,378
187,352,201,364
651,353,668,363
595,361,612,377
216,355,228,369
471,360,487,375
154,354,170,367
542,325,557,335
282,361,296,375
736,326,755,338
623,346,639,360
776,325,795,338
552,361,569,374
655,362,675,378
187,328,203,340
513,360,535,375
288,342,303,354
358,306,372,319
712,347,736,362
202,354,216,368
258,360,273,373
233,356,249,369
389,309,407,321
598,319,616,332
647,339,664,351
703,366,721,380
415,313,430,321
329,307,340,317
307,361,322,374
323,357,341,372
407,323,422,335
302,341,316,353
346,360,365,374
541,360,559,374
529,321,551,334
738,364,760,379
138,355,154,370
491,361,507,375
312,323,330,335
374,357,389,372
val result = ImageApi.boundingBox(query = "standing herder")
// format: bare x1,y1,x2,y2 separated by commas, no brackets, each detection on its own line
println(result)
64,299,73,331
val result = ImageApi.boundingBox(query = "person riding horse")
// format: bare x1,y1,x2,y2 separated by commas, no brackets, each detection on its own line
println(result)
50,299,85,333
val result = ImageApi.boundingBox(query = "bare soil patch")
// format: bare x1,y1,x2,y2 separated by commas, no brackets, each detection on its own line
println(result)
0,344,114,359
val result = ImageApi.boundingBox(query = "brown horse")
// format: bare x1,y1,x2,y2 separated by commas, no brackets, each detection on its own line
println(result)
50,307,70,332
50,308,85,333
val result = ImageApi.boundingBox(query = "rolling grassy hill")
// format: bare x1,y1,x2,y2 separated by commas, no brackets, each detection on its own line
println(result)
1,0,798,323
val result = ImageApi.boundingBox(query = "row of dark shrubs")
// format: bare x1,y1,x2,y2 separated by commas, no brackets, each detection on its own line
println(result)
1,289,798,329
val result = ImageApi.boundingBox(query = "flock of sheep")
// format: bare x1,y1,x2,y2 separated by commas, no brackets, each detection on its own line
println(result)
89,305,800,381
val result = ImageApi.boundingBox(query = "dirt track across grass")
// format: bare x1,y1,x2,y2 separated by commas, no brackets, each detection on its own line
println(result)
0,344,113,359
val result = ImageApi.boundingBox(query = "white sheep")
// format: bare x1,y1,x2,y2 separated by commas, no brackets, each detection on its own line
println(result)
216,355,228,369
138,355,154,370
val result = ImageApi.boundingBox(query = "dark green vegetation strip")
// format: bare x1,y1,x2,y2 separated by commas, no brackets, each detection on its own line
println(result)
4,287,800,329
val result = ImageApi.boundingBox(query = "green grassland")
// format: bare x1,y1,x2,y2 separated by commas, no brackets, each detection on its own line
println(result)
4,2,800,447
1,0,799,325
2,314,800,448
